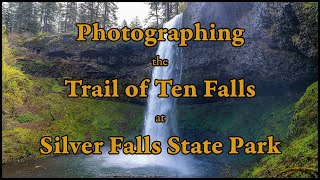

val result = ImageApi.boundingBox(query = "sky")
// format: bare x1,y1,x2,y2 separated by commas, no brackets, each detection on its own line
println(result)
116,2,150,27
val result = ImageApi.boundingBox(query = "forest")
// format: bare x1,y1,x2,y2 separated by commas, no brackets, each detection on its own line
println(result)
2,2,187,35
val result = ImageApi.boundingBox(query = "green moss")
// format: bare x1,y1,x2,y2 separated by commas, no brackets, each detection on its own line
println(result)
2,127,45,163
240,82,318,178
178,98,295,141
32,77,65,93
302,2,318,22
288,81,318,139
46,35,62,47
3,31,145,163
291,34,301,46
2,86,145,163
17,112,43,123
241,131,318,178
49,98,144,141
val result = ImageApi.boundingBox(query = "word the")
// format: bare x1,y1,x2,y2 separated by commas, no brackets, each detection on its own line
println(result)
152,55,169,66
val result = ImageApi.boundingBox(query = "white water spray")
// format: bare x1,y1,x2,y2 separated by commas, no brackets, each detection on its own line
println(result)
143,13,183,148
98,13,199,176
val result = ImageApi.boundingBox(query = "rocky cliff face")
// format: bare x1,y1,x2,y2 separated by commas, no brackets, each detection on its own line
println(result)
18,35,157,104
17,2,318,105
21,35,157,80
180,2,318,104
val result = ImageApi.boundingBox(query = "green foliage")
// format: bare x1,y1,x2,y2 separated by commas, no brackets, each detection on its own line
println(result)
178,2,189,13
288,81,318,139
2,30,145,164
37,31,46,37
2,28,16,65
241,131,318,178
302,2,318,23
2,61,31,113
2,76,145,163
33,77,65,93
2,30,33,121
240,82,318,178
2,127,44,163
51,99,144,141
17,112,43,123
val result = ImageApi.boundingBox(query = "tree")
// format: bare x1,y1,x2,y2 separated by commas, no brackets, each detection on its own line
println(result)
130,16,142,28
17,2,39,33
95,2,100,22
78,2,89,24
39,2,57,33
120,20,128,28
175,2,179,15
65,2,77,32
56,3,64,33
2,3,17,33
165,2,170,22
78,2,95,24
102,2,118,29
146,2,163,28
89,2,94,22
2,2,119,34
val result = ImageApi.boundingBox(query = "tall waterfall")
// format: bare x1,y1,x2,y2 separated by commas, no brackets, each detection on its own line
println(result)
102,13,198,176
143,13,183,147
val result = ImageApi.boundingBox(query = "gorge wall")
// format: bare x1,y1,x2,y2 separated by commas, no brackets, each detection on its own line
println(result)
180,2,318,104
17,2,318,105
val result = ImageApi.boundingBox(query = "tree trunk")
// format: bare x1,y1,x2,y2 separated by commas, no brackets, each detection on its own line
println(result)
57,4,61,33
90,2,94,22
74,3,78,31
166,2,170,22
39,3,44,32
64,3,67,33
104,3,107,29
95,2,99,22
44,4,47,32
155,4,159,28
175,2,179,15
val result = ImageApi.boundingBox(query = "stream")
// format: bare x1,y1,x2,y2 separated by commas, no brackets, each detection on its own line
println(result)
2,147,220,178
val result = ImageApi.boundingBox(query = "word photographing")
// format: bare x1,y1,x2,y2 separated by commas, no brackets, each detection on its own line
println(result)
76,22,245,47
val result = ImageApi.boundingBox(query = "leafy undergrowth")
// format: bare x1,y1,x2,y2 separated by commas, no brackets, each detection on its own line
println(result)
2,77,145,164
2,29,144,164
240,81,318,178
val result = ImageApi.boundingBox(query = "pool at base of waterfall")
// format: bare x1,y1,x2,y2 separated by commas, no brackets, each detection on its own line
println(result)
2,148,222,178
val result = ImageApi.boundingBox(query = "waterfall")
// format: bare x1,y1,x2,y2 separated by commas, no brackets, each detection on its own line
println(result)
143,13,183,148
102,13,198,177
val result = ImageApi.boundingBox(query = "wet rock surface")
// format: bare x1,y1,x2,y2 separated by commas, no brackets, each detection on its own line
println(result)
18,2,318,105
180,2,318,104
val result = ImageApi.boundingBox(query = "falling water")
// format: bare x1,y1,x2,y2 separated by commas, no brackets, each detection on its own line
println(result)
143,13,183,148
100,13,201,177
